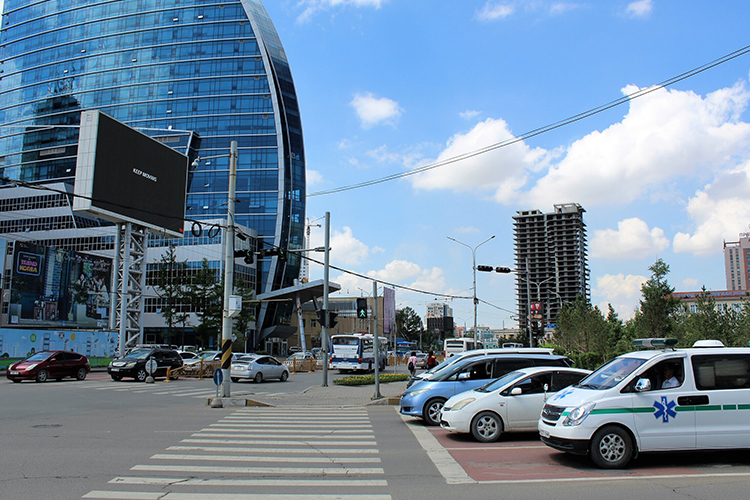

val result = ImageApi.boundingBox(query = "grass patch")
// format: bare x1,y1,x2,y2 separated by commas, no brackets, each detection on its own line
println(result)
334,373,410,386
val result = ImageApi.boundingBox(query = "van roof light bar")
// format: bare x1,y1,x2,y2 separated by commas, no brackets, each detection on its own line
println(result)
632,338,679,349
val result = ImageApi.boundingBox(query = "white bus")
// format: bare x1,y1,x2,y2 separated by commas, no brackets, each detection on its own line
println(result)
443,338,484,358
329,333,388,372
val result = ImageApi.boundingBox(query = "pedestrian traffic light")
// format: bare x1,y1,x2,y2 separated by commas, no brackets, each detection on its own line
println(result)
328,311,338,328
356,298,368,319
476,265,494,272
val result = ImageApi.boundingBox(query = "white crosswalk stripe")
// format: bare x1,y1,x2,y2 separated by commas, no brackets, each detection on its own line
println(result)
82,407,391,499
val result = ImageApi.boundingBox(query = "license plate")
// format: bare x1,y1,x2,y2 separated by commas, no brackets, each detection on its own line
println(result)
539,429,550,438
110,368,120,372
9,371,19,375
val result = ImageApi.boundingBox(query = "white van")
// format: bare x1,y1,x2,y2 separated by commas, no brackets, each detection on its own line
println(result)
538,338,750,468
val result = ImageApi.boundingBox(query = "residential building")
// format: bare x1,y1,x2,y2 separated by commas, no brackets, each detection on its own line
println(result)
723,232,750,291
513,203,589,337
673,290,748,314
0,0,305,349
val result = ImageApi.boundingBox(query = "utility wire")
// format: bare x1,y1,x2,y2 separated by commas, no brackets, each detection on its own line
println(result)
308,43,750,198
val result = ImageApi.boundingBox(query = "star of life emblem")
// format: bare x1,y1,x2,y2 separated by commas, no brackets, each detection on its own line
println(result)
653,396,677,423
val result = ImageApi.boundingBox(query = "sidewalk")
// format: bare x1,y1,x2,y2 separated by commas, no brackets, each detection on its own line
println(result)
246,379,409,407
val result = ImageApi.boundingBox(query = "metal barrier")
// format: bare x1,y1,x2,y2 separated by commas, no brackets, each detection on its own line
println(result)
283,358,320,373
167,359,221,380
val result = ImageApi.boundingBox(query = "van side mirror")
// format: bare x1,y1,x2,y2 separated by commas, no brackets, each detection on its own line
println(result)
543,383,549,392
635,378,651,392
457,372,471,381
511,387,522,395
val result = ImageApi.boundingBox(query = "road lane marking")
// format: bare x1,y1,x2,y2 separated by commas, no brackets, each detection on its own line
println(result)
85,492,391,499
151,453,381,463
166,445,379,454
191,432,374,441
110,477,389,487
207,425,373,434
399,410,474,485
182,438,377,446
130,464,384,474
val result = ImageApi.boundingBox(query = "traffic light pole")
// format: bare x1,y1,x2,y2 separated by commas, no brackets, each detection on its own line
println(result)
322,211,330,387
373,280,381,399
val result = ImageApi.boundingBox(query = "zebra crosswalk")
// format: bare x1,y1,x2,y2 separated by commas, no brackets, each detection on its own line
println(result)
82,407,392,500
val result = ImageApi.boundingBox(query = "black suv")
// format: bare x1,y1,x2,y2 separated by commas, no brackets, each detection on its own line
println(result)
108,348,183,382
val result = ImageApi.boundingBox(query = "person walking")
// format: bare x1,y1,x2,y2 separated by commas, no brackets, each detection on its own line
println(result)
407,351,418,377
426,350,437,370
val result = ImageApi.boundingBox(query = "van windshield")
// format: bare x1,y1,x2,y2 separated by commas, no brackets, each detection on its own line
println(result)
578,357,646,390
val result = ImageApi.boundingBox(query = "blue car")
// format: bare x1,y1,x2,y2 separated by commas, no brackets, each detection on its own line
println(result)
400,353,571,425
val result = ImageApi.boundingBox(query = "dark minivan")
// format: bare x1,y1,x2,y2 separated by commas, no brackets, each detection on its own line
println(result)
108,347,183,381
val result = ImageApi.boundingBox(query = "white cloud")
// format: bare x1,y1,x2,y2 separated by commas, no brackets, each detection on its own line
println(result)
460,110,481,120
626,0,653,18
350,92,403,129
590,218,669,259
549,3,583,15
330,226,371,266
306,169,323,186
296,0,385,23
526,83,750,207
594,273,647,319
476,2,515,21
454,226,481,234
681,278,699,289
410,118,550,195
673,160,750,255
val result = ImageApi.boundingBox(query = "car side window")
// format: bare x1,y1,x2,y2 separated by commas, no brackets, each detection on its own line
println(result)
692,354,750,390
552,371,585,391
493,360,531,378
512,373,551,395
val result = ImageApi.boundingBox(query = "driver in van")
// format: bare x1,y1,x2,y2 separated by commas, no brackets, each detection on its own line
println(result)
662,364,680,388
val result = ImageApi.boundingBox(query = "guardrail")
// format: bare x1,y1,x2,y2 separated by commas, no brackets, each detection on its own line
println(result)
168,359,221,380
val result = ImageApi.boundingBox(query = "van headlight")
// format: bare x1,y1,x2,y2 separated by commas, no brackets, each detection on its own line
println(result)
562,402,595,426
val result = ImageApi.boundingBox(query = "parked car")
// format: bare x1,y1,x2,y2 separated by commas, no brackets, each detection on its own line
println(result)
184,350,221,366
177,351,199,361
7,350,90,383
401,353,572,425
288,351,315,360
108,347,183,381
231,355,289,383
440,366,590,442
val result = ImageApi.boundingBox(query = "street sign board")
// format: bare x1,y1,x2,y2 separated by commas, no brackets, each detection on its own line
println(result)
213,368,224,386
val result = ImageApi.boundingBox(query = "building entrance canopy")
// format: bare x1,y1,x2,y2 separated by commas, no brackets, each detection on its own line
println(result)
257,279,341,340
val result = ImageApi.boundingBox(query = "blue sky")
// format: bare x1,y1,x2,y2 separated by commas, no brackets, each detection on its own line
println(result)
263,0,750,329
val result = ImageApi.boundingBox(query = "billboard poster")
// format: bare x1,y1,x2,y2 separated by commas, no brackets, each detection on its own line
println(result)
0,328,117,360
382,287,396,336
8,241,113,328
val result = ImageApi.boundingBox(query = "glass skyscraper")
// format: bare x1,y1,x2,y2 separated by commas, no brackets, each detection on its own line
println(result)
0,0,306,342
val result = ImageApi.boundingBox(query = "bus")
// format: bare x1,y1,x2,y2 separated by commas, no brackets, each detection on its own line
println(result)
329,333,388,373
443,338,484,358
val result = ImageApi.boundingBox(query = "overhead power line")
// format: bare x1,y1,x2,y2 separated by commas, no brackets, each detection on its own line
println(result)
308,43,750,198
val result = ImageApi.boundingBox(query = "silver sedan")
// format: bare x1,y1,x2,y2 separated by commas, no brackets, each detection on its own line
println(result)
230,355,289,383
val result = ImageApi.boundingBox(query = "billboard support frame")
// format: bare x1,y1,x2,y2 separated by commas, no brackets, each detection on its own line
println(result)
112,222,148,353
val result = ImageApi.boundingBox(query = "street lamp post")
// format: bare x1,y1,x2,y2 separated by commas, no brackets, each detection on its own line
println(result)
447,235,495,337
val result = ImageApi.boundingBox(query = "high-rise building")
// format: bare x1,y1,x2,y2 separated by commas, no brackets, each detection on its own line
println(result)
0,0,305,346
426,302,454,342
723,231,750,291
513,203,589,338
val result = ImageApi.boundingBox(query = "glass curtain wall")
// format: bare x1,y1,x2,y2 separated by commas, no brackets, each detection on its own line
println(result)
0,0,305,340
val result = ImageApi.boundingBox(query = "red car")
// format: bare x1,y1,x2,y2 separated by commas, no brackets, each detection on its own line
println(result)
6,350,90,383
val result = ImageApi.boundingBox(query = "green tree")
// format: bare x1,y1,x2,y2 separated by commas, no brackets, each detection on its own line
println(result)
152,244,189,346
396,307,424,345
554,295,609,364
187,259,223,348
634,258,680,338
232,278,257,353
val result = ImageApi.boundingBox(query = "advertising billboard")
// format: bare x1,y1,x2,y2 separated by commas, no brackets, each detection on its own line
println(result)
8,241,113,329
73,110,188,237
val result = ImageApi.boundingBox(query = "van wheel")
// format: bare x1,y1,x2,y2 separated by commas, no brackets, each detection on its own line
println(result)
590,425,633,469
471,411,503,442
423,398,446,426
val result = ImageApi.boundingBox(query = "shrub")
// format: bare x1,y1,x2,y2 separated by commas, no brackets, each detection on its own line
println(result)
333,373,410,386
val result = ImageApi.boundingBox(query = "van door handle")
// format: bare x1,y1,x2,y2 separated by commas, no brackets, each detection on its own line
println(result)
678,395,709,406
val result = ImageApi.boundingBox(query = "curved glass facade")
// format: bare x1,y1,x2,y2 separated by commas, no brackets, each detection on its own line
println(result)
0,0,306,337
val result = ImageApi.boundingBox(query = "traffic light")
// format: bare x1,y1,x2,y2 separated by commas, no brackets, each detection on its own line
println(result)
356,298,368,319
233,249,253,264
328,311,338,328
476,265,494,272
317,309,327,327
495,266,511,273
260,247,288,261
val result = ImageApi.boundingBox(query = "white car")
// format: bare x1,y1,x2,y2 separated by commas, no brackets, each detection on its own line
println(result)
440,366,591,442
231,355,289,383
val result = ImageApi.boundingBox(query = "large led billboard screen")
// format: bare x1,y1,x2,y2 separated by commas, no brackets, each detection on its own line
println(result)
73,110,188,237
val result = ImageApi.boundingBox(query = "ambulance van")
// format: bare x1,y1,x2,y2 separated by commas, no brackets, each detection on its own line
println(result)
538,338,750,468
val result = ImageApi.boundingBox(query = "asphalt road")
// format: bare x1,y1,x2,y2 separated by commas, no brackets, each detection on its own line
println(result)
3,371,750,500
